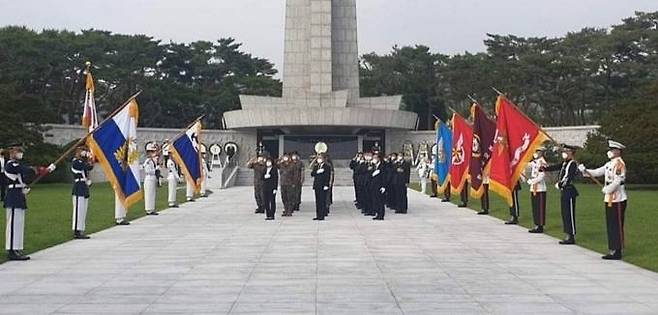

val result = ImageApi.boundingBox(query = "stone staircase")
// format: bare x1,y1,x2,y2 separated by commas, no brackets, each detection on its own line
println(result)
234,167,355,187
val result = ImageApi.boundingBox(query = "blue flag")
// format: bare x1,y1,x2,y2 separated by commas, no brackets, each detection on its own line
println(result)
435,121,452,191
88,99,143,207
170,120,203,192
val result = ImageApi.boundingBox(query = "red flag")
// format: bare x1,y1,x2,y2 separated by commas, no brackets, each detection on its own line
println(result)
489,96,549,206
469,104,496,198
450,113,473,193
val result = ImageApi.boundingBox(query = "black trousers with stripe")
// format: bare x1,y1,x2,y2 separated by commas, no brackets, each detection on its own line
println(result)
509,189,520,218
605,201,627,251
480,184,489,211
531,192,547,226
560,188,578,236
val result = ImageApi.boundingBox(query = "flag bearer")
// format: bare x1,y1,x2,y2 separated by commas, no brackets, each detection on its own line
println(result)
166,156,180,208
579,140,628,260
143,142,159,215
525,148,548,233
115,192,129,225
200,146,210,197
545,145,580,245
71,145,93,239
505,182,522,225
4,144,56,260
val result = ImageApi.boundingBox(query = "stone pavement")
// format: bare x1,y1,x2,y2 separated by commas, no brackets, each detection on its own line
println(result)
1,187,658,314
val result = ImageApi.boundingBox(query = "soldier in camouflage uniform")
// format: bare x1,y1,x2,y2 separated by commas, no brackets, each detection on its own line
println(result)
247,155,266,214
278,153,295,216
291,152,304,212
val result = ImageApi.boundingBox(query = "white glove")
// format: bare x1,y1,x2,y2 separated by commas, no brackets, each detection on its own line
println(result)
380,187,386,194
602,185,614,195
47,163,57,173
323,186,329,191
273,189,277,195
578,164,586,173
22,187,31,195
554,183,561,190
526,179,533,185
264,174,271,179
316,168,325,174
178,178,183,184
86,179,93,187
372,170,381,176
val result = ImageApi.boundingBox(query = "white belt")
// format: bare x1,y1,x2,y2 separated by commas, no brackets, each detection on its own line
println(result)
74,178,87,182
8,184,26,189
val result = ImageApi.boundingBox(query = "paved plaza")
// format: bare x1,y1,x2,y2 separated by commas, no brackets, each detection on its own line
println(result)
1,187,658,314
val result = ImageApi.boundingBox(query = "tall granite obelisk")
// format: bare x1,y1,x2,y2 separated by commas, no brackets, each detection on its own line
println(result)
224,0,417,130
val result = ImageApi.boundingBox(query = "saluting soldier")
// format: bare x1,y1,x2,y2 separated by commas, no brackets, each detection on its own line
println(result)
580,140,628,260
311,154,331,221
360,152,374,215
350,152,364,206
71,145,93,239
526,148,548,233
4,144,55,260
278,153,295,216
384,153,397,210
370,154,388,220
166,155,180,208
545,145,580,245
247,156,266,214
143,143,159,215
291,152,304,212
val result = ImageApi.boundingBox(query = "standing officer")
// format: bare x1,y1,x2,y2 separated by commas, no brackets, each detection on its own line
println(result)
545,145,580,245
393,154,410,214
115,191,129,225
477,175,491,215
143,143,159,216
370,154,388,220
457,180,469,208
4,144,55,260
166,155,180,208
361,152,374,215
291,152,304,212
200,149,210,198
247,156,266,213
311,154,331,221
71,145,93,239
262,157,278,220
278,153,295,216
350,152,364,205
579,140,627,260
527,148,548,233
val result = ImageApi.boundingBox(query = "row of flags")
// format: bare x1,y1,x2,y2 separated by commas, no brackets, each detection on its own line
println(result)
78,65,205,209
434,96,549,206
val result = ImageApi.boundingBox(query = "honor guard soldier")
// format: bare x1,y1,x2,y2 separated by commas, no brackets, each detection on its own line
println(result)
4,144,56,260
579,140,628,260
505,182,522,225
477,175,491,215
166,156,180,208
262,157,278,220
278,153,295,216
361,153,374,215
291,152,304,212
369,154,388,220
545,145,580,245
311,154,331,221
143,143,159,215
199,146,210,197
457,179,469,208
526,148,548,233
350,152,364,205
71,145,93,239
248,156,267,213
115,191,129,225
416,157,431,196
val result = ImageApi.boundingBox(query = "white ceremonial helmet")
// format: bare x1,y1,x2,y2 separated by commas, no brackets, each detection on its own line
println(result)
145,142,158,152
608,140,626,150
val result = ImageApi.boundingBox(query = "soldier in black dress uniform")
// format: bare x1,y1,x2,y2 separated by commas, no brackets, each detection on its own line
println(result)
311,154,331,221
71,145,94,239
262,157,279,220
545,145,580,245
392,154,410,214
370,154,388,220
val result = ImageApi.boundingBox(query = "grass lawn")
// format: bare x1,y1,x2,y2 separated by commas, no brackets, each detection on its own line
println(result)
409,182,658,272
1,182,187,263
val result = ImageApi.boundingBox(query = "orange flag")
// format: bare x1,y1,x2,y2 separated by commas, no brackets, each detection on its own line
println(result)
450,113,473,193
489,96,549,206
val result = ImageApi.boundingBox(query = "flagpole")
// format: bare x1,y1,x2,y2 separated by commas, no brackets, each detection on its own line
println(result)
28,90,142,188
168,115,206,144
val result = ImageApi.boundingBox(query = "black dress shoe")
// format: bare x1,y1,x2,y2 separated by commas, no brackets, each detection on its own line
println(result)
187,199,195,202
477,210,489,215
255,210,264,214
168,204,179,208
147,212,159,216
116,221,130,226
559,237,576,245
440,199,450,202
528,226,544,233
74,233,91,239
7,250,30,261
602,251,622,260
457,203,468,208
373,217,384,220
430,195,438,198
265,217,275,221
504,218,519,225
313,218,324,221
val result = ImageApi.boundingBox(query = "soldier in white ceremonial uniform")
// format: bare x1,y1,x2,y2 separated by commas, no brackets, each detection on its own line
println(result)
200,150,210,198
526,148,548,233
4,144,55,260
143,143,159,215
166,156,180,207
115,192,129,225
71,145,93,239
580,140,628,260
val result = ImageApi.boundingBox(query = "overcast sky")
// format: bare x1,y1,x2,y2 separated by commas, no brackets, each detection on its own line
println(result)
1,0,656,72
